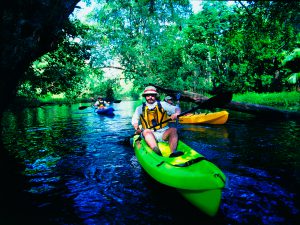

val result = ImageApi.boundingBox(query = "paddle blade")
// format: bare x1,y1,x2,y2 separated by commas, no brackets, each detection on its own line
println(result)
78,106,90,110
200,92,232,110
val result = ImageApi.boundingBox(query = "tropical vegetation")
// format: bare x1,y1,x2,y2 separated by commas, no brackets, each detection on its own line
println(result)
16,0,300,107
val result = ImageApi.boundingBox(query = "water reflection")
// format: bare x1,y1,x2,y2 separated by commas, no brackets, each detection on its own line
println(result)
0,103,299,225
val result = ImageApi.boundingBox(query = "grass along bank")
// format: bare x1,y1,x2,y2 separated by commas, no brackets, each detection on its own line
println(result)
11,95,91,109
233,91,300,111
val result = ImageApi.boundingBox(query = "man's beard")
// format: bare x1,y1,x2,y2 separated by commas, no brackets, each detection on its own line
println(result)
146,99,157,109
146,99,155,104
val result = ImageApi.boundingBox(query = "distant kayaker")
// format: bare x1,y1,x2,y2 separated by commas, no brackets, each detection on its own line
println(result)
131,86,183,157
94,96,107,109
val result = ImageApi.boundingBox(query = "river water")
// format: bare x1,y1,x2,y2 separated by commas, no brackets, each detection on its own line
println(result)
0,101,299,225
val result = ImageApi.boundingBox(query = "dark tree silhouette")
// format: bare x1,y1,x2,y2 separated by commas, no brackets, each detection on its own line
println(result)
0,0,80,116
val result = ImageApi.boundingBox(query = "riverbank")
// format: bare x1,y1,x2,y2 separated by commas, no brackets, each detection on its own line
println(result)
233,91,300,111
10,91,300,111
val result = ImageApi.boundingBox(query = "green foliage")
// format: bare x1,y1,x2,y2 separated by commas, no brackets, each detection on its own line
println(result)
183,1,299,93
86,0,192,90
233,91,300,107
18,19,93,100
281,48,300,87
86,1,299,96
282,48,300,73
287,73,300,85
16,0,300,101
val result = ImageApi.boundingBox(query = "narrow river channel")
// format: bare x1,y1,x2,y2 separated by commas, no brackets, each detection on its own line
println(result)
0,101,299,225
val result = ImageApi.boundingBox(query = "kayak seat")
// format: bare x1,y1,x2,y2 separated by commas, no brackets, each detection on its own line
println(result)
169,151,184,158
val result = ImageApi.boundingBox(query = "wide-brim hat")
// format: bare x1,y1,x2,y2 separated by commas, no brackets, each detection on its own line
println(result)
142,86,158,96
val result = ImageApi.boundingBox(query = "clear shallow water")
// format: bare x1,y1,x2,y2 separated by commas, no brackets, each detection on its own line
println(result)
0,102,299,225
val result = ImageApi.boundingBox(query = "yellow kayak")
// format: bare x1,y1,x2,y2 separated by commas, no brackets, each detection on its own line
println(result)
178,111,229,125
132,135,226,216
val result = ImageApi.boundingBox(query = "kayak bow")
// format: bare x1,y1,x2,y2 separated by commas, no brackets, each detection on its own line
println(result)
95,107,115,116
132,135,226,216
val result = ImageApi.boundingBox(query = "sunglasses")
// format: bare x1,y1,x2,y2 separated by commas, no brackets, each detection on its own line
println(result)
145,94,156,97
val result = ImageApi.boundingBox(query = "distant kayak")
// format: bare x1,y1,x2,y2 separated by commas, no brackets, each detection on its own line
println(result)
177,111,229,125
95,107,115,116
132,135,226,216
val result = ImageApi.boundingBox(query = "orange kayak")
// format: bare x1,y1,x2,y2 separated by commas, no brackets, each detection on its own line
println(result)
177,111,229,125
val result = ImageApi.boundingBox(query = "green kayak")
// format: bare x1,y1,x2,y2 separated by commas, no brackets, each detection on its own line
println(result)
132,135,226,216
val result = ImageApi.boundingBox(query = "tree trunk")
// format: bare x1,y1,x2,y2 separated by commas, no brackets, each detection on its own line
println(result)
223,101,300,120
151,84,300,120
0,0,80,117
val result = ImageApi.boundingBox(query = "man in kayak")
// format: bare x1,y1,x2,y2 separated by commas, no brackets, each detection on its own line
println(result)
94,96,108,109
132,86,183,157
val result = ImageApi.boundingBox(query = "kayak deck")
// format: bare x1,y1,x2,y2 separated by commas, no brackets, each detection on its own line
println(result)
95,107,115,116
178,111,229,125
133,136,226,216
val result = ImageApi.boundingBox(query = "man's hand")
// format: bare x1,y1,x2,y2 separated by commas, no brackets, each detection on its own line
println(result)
170,113,180,120
135,128,142,135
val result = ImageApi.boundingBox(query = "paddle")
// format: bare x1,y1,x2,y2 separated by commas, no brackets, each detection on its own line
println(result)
175,93,181,127
120,92,232,146
78,105,92,110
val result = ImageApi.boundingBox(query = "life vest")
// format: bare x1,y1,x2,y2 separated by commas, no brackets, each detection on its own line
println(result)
140,101,169,131
98,100,105,108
